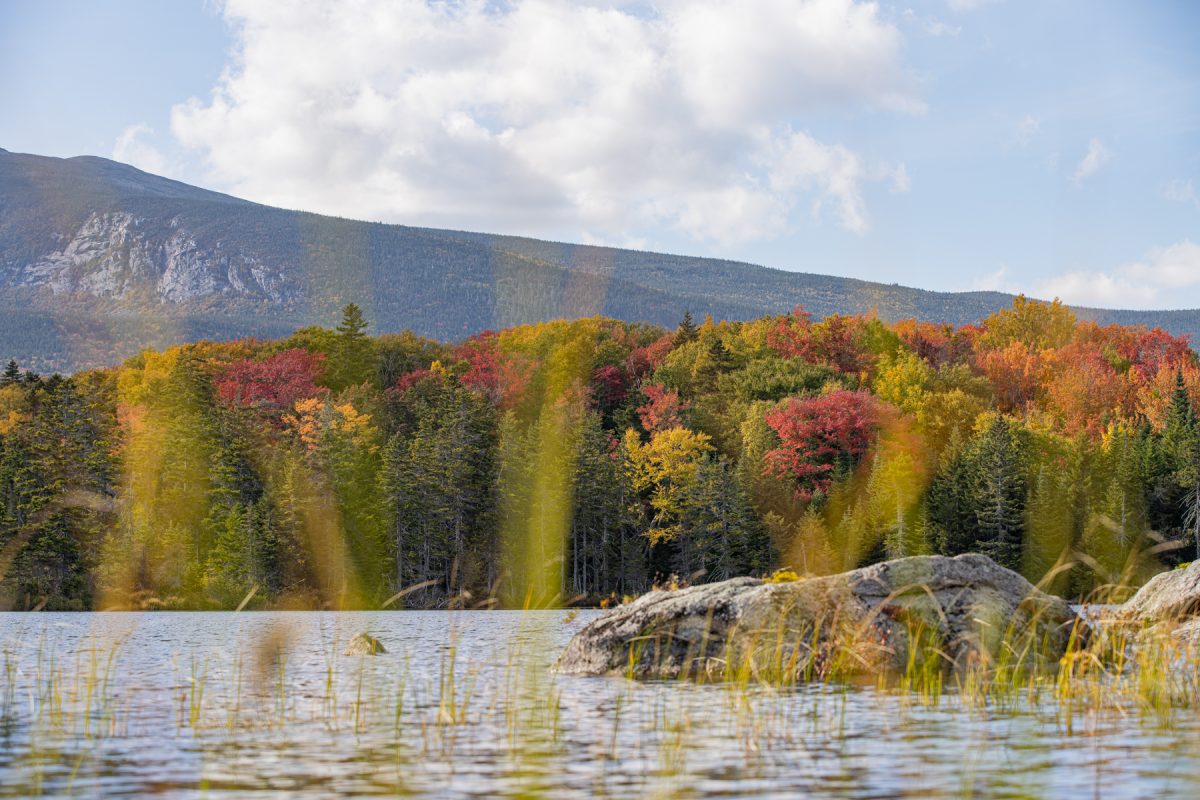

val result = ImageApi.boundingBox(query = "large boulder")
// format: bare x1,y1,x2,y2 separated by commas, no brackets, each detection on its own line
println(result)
556,554,1078,681
1120,561,1200,623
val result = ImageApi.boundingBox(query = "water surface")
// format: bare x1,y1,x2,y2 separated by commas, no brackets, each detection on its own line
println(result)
1,611,1198,798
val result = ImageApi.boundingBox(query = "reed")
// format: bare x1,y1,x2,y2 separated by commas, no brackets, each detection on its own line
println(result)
3,600,1200,798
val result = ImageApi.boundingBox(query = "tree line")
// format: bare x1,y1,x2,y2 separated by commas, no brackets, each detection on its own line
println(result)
2,296,1200,609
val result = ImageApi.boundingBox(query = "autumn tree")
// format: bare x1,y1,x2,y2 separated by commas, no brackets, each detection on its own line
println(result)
624,426,713,545
636,384,689,433
979,295,1076,351
215,348,325,413
762,390,879,502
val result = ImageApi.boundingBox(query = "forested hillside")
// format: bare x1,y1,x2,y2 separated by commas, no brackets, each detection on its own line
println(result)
4,148,1200,374
2,298,1199,610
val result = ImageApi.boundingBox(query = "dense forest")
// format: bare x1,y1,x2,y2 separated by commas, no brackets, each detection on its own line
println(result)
2,296,1200,610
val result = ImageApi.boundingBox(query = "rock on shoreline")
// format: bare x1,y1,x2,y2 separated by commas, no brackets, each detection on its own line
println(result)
555,554,1077,680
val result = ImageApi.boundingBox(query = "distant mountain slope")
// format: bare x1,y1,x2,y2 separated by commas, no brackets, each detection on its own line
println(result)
1,148,1196,373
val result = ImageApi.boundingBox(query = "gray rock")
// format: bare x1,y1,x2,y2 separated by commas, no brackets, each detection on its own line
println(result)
555,554,1077,680
343,632,386,656
1120,561,1200,623
21,212,295,304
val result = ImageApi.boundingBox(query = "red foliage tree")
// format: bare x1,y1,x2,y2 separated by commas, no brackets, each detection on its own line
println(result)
452,331,539,410
1121,327,1193,383
395,367,442,392
454,331,500,397
637,383,689,433
893,319,973,367
766,307,870,374
626,334,675,379
763,390,880,501
215,348,325,412
591,364,628,411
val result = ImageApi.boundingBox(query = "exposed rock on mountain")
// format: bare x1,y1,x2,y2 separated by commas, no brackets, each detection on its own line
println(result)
20,212,295,303
3,149,1198,373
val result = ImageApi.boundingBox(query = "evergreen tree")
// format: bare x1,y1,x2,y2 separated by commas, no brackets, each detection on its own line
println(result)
328,303,374,390
567,413,642,596
676,456,773,582
1,360,19,385
674,310,698,347
382,377,496,604
203,407,282,605
1162,369,1200,559
973,417,1028,570
698,337,736,389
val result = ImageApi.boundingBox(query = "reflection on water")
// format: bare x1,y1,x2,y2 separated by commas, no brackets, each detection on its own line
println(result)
1,611,1199,798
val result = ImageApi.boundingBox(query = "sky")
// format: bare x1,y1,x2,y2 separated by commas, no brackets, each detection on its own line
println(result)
1,0,1198,309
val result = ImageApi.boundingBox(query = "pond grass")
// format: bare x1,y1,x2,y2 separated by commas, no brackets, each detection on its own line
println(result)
3,596,1200,797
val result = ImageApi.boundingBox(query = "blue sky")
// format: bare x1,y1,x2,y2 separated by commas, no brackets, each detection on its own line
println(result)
2,0,1198,309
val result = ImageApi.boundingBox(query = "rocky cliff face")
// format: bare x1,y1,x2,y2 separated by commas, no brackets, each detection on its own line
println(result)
16,212,296,304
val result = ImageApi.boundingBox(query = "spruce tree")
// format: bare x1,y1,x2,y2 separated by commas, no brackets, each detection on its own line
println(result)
927,428,978,556
699,338,735,387
973,417,1028,570
674,310,698,347
1162,369,1200,558
328,303,374,390
1,359,19,385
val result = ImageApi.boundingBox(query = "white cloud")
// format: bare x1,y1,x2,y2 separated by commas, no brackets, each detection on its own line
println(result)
169,0,919,245
1034,241,1200,308
1015,114,1039,146
1166,179,1199,209
1071,138,1112,183
926,20,961,37
113,124,168,176
972,266,1014,292
947,0,1001,11
1035,271,1160,308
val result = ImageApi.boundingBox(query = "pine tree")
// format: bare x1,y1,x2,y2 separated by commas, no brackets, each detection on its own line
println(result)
674,310,698,347
1162,369,1200,559
698,337,736,389
328,303,374,390
973,417,1028,570
1,360,19,385
382,379,496,604
567,413,641,596
677,456,772,582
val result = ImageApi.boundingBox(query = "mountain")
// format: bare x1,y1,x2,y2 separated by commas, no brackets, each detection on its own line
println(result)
2,147,1197,373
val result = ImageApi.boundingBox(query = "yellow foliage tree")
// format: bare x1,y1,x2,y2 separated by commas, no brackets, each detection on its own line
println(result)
624,426,713,544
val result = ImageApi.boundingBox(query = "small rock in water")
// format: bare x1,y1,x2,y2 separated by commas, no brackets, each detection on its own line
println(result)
344,632,386,656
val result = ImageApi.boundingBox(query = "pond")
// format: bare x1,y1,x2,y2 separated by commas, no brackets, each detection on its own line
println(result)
1,610,1198,798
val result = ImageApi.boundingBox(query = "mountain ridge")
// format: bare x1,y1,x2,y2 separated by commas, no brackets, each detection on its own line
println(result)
1,148,1196,373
